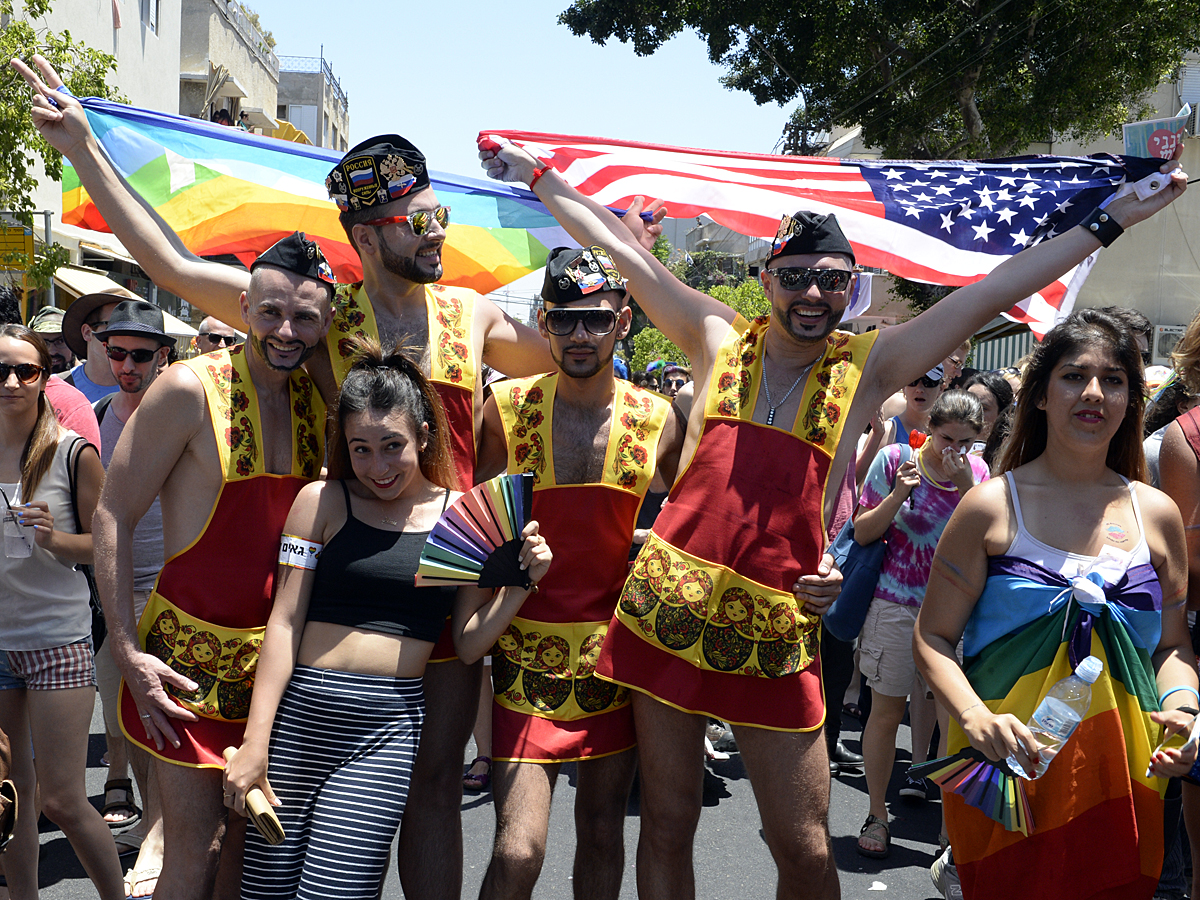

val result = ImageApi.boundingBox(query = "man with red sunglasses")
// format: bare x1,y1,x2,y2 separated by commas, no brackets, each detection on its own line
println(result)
14,53,571,900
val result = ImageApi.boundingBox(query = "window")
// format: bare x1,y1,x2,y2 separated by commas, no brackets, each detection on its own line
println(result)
141,0,158,33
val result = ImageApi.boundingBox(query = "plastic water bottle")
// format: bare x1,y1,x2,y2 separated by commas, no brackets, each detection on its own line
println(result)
1005,655,1103,779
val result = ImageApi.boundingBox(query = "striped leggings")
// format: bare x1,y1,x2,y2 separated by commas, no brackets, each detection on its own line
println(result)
240,665,425,900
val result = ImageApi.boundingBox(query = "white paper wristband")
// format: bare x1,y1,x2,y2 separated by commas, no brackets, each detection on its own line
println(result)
279,535,323,570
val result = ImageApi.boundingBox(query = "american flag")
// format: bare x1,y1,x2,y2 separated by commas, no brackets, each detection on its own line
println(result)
481,131,1164,338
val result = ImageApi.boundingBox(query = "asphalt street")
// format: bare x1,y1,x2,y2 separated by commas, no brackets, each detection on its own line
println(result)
34,701,946,899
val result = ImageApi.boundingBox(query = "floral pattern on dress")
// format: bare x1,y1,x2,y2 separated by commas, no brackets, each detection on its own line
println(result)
432,291,469,384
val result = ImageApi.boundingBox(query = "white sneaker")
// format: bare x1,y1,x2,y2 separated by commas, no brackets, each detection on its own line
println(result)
930,845,962,899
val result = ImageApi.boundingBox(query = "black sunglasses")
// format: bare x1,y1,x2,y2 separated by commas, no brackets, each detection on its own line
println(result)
0,362,45,385
544,307,618,337
199,332,238,346
909,376,943,389
766,266,852,293
105,345,159,364
664,377,688,389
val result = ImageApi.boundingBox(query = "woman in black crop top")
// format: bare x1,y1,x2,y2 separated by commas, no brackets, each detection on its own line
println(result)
223,340,551,899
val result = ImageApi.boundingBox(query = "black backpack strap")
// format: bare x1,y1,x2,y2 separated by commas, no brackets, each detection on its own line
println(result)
92,393,114,427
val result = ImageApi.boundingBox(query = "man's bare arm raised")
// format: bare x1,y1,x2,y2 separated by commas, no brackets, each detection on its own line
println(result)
14,56,249,325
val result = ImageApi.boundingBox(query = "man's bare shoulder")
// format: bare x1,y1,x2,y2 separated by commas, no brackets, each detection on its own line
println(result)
131,362,208,434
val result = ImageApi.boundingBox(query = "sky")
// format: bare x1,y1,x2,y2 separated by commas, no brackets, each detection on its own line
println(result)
246,0,793,181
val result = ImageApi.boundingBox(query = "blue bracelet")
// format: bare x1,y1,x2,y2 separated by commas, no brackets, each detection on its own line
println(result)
1159,685,1200,708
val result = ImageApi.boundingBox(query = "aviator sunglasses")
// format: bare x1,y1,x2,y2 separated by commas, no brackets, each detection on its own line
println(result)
766,266,852,293
543,307,618,337
0,362,45,385
362,206,451,236
105,345,159,364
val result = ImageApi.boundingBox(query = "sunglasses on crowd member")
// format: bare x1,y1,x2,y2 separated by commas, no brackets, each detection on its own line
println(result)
909,375,943,389
199,332,238,347
105,345,159,364
0,362,46,384
765,266,852,293
664,377,688,389
543,307,619,337
85,319,109,334
362,206,451,236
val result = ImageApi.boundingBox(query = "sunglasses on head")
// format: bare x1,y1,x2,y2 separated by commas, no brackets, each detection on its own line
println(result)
362,206,451,236
766,266,852,293
199,332,237,346
0,362,45,384
909,375,943,389
543,307,618,336
105,345,159,364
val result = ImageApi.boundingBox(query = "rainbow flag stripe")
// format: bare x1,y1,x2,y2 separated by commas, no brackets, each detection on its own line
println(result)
63,99,573,293
946,558,1166,900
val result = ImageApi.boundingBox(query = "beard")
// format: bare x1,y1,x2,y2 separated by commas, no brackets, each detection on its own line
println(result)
379,236,442,285
773,299,844,346
551,341,615,380
249,333,319,372
118,369,154,394
49,353,71,374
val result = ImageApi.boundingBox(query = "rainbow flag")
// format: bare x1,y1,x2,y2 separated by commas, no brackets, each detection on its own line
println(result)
63,99,573,293
946,558,1166,900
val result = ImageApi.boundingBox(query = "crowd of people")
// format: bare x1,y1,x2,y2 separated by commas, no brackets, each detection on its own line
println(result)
2,50,1198,900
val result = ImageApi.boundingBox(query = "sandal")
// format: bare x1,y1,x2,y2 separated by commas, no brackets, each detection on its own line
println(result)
842,702,864,720
857,814,890,859
101,778,141,829
463,756,492,793
124,865,160,900
115,831,144,857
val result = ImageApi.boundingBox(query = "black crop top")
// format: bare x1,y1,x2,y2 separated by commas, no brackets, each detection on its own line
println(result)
306,481,457,643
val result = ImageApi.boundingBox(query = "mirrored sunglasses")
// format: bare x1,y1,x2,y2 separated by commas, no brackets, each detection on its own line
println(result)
105,345,158,364
363,206,451,236
544,307,618,336
0,362,45,385
766,266,852,293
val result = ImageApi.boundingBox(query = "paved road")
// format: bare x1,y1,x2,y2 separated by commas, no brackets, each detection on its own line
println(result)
35,702,946,899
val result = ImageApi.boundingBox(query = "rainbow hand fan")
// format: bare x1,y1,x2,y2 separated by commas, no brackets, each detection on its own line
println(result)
908,749,1036,836
415,473,535,588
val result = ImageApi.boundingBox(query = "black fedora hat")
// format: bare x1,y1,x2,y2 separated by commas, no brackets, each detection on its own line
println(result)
94,300,177,348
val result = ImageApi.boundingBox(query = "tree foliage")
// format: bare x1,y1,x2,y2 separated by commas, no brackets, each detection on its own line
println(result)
1,0,123,220
628,279,769,372
559,0,1200,159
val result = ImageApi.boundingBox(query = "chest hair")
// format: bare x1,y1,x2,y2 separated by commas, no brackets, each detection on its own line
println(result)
552,400,612,485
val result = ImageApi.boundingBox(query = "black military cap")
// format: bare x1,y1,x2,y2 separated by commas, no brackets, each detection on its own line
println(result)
325,134,430,212
251,232,336,286
541,246,626,304
769,211,856,265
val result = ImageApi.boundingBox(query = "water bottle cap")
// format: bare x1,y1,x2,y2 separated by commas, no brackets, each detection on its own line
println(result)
1075,656,1103,684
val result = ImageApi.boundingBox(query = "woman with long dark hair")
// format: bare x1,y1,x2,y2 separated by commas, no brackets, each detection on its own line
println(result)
915,309,1198,899
223,338,551,899
0,324,121,898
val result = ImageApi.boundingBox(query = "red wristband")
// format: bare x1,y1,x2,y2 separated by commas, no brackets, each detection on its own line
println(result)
529,165,549,189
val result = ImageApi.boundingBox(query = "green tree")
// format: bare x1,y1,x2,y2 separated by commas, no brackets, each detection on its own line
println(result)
1,0,123,220
559,0,1200,159
628,278,769,372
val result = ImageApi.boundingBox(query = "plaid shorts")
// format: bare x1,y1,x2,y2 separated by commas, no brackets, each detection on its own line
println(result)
5,639,95,691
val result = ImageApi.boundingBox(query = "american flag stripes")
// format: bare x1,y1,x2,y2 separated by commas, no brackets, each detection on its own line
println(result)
481,131,1164,338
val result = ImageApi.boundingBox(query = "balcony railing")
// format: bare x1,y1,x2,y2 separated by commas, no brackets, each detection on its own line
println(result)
278,55,349,112
215,0,279,78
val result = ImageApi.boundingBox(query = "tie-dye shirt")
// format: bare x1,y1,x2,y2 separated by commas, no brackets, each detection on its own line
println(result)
859,443,990,607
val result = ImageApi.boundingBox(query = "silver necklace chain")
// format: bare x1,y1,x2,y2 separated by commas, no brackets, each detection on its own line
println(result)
762,355,814,426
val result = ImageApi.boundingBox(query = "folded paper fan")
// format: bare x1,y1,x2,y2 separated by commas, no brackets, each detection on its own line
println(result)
415,473,535,588
908,748,1035,836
